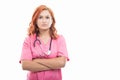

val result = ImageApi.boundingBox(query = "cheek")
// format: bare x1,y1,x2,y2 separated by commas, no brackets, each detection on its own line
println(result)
36,20,41,25
49,20,52,26
49,21,52,26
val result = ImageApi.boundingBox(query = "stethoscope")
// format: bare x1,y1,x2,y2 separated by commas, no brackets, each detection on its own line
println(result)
33,36,52,56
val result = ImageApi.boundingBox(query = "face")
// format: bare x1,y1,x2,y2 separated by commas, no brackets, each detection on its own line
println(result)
36,10,53,30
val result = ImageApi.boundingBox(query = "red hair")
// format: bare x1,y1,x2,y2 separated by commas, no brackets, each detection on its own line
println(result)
28,5,58,39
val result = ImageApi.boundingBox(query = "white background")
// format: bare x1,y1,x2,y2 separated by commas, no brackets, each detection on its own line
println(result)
0,0,120,80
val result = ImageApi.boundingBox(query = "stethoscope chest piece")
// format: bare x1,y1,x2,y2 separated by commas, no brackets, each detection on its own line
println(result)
47,50,51,55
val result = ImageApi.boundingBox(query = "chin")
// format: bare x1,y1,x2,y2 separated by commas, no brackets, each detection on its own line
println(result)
41,28,50,31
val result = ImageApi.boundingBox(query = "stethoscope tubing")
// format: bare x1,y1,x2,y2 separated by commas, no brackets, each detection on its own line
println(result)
33,36,52,56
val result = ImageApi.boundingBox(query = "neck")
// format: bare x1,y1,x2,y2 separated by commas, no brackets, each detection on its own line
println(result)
38,29,51,44
39,29,50,39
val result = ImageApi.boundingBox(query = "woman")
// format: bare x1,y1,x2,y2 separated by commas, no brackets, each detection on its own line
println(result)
19,5,69,80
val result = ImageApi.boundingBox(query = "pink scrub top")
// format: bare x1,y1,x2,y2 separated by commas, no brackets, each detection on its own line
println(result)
19,34,69,80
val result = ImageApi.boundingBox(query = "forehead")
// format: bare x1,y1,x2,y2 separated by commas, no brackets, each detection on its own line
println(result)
39,10,51,16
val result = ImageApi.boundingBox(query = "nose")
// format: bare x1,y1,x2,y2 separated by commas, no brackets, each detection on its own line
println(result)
42,18,46,22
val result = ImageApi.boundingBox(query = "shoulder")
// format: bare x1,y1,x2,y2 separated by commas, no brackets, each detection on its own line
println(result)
24,34,36,42
56,34,66,42
57,34,64,39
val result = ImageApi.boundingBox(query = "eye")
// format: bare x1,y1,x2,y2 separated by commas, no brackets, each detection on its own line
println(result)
46,16,50,19
38,16,43,19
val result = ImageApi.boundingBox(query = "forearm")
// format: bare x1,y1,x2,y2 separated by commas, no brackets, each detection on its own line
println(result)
33,56,66,69
21,60,51,72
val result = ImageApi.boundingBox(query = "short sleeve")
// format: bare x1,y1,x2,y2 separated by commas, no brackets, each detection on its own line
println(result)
57,35,69,61
19,36,32,63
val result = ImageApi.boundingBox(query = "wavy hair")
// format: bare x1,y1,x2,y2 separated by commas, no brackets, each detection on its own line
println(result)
28,5,58,39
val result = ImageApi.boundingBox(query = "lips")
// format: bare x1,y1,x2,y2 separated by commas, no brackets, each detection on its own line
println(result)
42,24,47,26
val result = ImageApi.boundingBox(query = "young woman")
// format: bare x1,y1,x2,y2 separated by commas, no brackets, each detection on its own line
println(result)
19,5,69,80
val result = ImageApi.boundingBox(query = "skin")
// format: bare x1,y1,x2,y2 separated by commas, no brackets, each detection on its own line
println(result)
21,10,67,72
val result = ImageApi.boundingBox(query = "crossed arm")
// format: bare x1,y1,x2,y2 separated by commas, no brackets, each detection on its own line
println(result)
21,56,66,72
